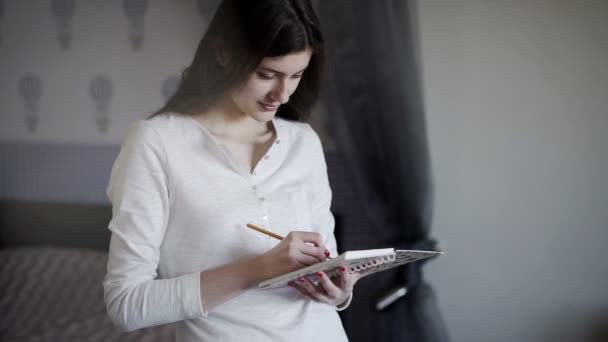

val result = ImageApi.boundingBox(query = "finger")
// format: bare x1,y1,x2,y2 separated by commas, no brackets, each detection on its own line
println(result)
296,277,330,302
339,266,359,292
289,231,326,251
339,265,351,288
316,272,342,299
347,269,368,285
288,282,319,302
299,243,327,262
294,250,323,266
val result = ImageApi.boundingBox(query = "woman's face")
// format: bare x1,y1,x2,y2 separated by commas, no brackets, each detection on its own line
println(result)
230,48,313,122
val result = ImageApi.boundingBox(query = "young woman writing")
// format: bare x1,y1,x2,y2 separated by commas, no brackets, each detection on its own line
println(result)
104,1,365,340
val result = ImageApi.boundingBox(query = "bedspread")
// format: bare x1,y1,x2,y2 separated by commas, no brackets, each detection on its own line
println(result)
0,247,174,342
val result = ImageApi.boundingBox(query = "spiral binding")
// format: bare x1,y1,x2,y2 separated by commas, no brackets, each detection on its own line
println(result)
350,255,395,272
286,254,401,288
319,255,396,281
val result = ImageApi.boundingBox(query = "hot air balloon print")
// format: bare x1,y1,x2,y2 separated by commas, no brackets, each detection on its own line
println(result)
51,0,75,50
89,75,113,133
18,74,43,133
123,0,147,51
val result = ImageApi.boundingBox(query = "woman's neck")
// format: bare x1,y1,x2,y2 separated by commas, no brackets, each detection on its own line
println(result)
195,97,273,143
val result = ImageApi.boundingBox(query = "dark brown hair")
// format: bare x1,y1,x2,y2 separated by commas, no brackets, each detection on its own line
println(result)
150,0,325,121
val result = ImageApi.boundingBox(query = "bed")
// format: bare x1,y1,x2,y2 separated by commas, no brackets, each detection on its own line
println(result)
0,200,175,342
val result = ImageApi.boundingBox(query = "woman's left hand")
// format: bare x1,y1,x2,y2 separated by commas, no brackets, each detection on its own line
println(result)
288,266,366,306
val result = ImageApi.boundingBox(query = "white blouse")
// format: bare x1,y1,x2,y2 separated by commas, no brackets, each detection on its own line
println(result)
103,113,349,341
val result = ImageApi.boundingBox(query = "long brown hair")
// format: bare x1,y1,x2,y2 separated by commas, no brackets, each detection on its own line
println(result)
150,0,325,122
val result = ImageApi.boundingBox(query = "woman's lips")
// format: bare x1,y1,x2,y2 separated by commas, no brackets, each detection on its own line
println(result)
259,102,279,111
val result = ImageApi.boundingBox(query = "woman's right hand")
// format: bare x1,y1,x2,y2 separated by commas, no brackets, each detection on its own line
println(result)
197,232,330,312
256,231,329,281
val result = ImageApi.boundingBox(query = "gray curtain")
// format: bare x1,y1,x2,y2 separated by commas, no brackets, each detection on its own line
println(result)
318,1,450,341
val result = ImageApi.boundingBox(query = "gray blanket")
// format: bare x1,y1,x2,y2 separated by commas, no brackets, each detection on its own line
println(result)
0,247,174,342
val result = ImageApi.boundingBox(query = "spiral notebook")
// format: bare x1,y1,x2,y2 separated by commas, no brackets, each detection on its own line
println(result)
258,248,442,289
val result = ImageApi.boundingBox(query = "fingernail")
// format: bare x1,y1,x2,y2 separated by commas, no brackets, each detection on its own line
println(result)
340,266,347,272
317,272,324,278
298,278,306,282
324,250,330,257
287,282,294,286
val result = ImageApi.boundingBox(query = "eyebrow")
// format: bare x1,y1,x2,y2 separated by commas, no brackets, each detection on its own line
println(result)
258,66,308,76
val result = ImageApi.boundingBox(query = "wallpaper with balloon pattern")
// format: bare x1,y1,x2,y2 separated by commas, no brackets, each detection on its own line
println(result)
0,0,224,144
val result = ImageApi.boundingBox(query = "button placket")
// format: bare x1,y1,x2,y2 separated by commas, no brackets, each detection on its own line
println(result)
256,136,280,173
252,185,266,217
259,200,273,245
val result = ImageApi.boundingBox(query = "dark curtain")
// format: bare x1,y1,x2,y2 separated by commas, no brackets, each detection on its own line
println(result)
318,1,450,341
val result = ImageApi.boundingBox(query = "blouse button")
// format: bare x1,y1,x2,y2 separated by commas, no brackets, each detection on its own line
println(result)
252,185,258,190
275,139,281,144
259,197,265,202
264,155,270,160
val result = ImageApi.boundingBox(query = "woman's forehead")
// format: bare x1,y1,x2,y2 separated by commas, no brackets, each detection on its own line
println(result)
259,48,312,74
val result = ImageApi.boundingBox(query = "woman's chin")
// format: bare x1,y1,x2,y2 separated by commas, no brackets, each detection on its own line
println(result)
250,110,277,122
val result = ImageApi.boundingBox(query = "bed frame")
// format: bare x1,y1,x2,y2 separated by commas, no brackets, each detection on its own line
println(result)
0,199,112,251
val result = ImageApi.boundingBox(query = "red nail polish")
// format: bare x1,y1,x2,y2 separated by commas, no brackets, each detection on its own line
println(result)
317,272,324,278
324,250,330,257
298,278,306,282
341,266,346,272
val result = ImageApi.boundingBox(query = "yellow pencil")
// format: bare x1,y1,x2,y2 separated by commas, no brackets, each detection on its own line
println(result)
245,223,332,259
246,223,284,240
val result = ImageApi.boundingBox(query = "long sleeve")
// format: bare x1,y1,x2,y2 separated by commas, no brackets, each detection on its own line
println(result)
103,121,205,332
306,127,353,311
306,127,338,256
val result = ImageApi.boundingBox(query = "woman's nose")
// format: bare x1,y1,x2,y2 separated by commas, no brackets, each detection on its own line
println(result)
271,79,290,104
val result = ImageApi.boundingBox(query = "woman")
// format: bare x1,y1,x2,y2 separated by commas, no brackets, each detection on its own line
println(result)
104,0,365,340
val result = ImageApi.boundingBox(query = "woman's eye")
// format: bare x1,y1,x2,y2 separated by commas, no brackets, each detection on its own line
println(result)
257,72,274,80
292,74,303,79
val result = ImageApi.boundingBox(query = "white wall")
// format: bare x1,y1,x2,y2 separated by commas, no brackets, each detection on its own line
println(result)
418,1,608,341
